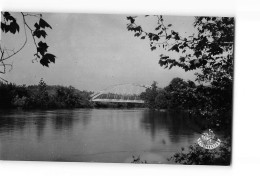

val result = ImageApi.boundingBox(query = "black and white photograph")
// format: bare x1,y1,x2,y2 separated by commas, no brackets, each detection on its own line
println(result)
0,12,234,165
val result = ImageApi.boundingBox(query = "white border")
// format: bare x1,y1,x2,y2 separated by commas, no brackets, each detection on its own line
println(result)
1,0,260,176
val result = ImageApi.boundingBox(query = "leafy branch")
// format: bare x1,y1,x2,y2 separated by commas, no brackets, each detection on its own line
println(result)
126,15,234,84
0,12,56,82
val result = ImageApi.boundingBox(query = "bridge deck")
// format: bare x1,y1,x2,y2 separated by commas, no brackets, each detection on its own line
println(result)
92,99,144,104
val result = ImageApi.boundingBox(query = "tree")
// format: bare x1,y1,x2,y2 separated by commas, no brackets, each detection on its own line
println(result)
165,78,188,92
56,86,81,108
37,78,49,108
127,15,234,131
1,12,56,82
154,89,169,109
140,81,159,109
126,16,234,85
163,78,197,110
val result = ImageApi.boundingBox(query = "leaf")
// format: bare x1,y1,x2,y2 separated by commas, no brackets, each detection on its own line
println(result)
37,41,49,56
161,55,169,60
40,53,56,67
184,65,189,71
179,57,185,62
168,24,172,27
134,33,141,37
44,53,56,63
171,30,177,35
126,16,135,23
3,12,15,21
34,23,40,29
1,22,7,32
153,34,158,40
1,20,19,34
158,31,163,35
169,63,175,69
148,33,160,41
38,41,49,50
168,44,179,52
9,23,16,34
3,12,11,17
39,18,52,29
166,35,172,40
33,29,47,38
174,33,180,40
155,25,161,30
40,57,50,67
9,21,20,34
159,59,167,66
151,46,156,51
131,26,142,32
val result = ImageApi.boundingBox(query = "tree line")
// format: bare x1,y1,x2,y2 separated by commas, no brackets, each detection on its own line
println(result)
140,77,232,132
0,78,94,109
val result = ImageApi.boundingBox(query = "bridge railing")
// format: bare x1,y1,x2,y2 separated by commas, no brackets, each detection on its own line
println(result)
91,83,149,103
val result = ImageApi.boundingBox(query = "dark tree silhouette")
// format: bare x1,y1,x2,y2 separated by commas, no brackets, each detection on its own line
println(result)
126,15,234,86
0,12,56,82
128,16,234,131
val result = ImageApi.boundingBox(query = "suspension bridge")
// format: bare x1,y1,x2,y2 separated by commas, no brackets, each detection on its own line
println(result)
91,83,150,104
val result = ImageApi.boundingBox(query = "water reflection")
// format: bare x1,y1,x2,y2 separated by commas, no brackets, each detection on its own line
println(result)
52,111,74,131
35,116,47,139
140,110,205,143
0,110,29,134
0,110,91,136
0,109,203,162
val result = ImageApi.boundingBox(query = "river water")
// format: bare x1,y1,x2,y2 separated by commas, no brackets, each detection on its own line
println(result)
0,108,204,163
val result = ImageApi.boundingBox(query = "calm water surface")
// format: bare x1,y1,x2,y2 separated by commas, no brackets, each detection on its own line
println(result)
0,109,203,163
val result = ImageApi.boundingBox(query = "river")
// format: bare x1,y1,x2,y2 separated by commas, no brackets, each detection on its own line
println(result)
0,108,204,163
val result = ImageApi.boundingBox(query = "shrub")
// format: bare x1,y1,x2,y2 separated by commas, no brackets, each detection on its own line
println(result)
168,140,231,165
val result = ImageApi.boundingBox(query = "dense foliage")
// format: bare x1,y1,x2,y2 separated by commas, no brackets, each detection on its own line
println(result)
140,77,232,132
168,139,231,165
0,79,93,109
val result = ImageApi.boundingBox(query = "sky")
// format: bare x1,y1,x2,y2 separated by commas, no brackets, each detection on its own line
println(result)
1,12,198,91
